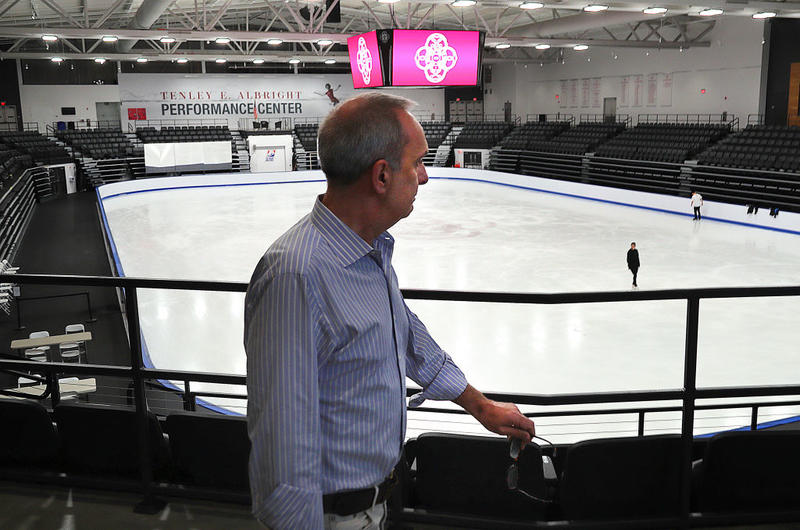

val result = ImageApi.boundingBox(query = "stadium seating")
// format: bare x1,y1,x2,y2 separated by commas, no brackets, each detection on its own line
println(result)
294,123,319,151
693,430,800,512
558,435,683,520
0,398,60,469
409,433,550,520
420,121,452,149
595,123,729,163
135,125,232,144
697,125,800,172
0,131,71,165
454,122,514,149
56,129,140,160
526,122,626,155
0,145,33,181
500,121,571,150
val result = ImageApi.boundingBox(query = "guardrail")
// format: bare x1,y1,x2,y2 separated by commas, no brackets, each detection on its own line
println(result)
637,113,739,129
526,113,575,125
3,273,800,526
579,113,632,126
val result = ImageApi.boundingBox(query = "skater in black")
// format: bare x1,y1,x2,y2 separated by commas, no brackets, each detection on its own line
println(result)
627,242,640,288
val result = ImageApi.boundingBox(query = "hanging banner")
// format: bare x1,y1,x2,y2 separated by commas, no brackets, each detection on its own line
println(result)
591,78,601,108
619,76,630,108
647,73,658,107
633,74,644,107
660,73,673,107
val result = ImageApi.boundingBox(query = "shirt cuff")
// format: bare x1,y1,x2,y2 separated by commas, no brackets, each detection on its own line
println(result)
408,354,468,408
253,482,324,530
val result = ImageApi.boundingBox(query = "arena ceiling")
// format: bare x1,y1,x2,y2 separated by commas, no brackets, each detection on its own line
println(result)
0,0,795,64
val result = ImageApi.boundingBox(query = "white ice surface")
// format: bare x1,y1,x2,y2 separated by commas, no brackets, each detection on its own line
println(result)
100,177,800,443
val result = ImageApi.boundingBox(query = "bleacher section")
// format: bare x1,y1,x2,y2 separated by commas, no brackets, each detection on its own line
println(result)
0,146,33,184
294,123,319,152
698,124,800,171
595,123,729,163
0,131,71,165
56,129,142,160
135,125,232,143
500,121,571,150
454,121,513,149
420,121,452,149
531,122,626,155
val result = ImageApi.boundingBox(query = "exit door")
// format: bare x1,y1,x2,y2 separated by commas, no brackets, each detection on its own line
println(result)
603,97,617,122
95,102,121,126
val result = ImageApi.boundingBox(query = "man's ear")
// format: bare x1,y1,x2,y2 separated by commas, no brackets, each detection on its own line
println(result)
370,159,391,195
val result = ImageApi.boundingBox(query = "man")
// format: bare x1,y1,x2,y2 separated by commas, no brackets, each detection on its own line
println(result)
244,93,536,530
627,242,640,289
690,191,703,220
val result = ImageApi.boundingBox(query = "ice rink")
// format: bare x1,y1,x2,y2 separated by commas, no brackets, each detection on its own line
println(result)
99,173,800,443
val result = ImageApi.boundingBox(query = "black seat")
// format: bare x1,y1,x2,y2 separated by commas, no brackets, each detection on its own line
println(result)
0,399,60,468
54,402,170,479
410,433,548,520
559,435,682,520
166,412,250,491
694,430,800,512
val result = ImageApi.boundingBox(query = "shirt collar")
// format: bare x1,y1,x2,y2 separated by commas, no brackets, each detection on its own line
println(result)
310,195,394,267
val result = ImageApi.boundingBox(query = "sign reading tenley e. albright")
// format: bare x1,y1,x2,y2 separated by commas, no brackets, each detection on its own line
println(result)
118,73,357,126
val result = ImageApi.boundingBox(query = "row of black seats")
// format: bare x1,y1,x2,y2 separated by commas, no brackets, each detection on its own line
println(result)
0,132,72,165
500,122,571,150
295,124,319,152
420,121,451,149
408,429,800,522
0,400,249,492
136,126,232,144
595,145,689,163
455,122,514,149
700,151,800,172
56,130,137,160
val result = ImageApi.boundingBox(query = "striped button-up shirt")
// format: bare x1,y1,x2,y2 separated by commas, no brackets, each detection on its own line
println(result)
244,196,468,530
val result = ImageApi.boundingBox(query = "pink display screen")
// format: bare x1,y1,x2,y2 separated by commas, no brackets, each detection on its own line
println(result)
347,31,384,88
391,30,481,87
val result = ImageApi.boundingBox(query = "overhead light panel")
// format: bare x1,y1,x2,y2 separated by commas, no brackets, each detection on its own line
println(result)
699,8,723,16
377,0,401,4
160,36,176,44
643,7,667,14
324,59,337,64
50,57,63,63
176,58,189,64
535,43,551,50
252,58,265,64
573,44,589,51
752,11,776,19
288,58,301,64
317,39,333,46
215,37,231,44
267,38,283,46
215,58,227,64
41,34,58,42
136,57,148,63
495,43,511,49
451,0,477,6
583,4,608,12
519,1,543,9
101,35,118,42
94,57,107,64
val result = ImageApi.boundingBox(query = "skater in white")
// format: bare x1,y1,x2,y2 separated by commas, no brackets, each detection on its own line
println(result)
691,191,704,220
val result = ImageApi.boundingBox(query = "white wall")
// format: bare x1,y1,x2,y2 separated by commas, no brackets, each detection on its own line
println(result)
485,16,765,122
19,83,120,131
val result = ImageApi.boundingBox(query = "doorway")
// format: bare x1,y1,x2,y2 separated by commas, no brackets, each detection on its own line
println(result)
95,102,121,127
603,97,617,122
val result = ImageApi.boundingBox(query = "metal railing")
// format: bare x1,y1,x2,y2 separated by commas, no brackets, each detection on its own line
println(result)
579,113,632,126
127,118,230,131
526,113,575,125
3,273,800,526
637,113,739,129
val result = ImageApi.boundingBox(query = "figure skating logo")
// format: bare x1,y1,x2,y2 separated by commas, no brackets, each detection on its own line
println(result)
414,33,458,83
265,149,276,162
356,36,373,84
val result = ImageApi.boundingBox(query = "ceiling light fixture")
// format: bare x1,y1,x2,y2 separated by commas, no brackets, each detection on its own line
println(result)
176,58,189,64
317,39,334,46
699,8,723,16
252,58,265,64
267,38,283,45
50,56,63,62
215,58,227,64
451,0,477,6
215,37,231,44
752,11,776,19
41,34,58,42
136,57,148,63
101,35,118,42
573,44,589,51
94,57,107,64
535,43,551,50
643,7,667,14
583,4,608,12
324,58,337,64
519,1,544,9
377,0,401,4
495,43,511,49
289,58,301,64
160,36,176,44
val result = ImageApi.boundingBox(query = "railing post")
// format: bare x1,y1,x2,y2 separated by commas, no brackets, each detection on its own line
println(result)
126,286,166,514
751,406,759,430
680,296,700,527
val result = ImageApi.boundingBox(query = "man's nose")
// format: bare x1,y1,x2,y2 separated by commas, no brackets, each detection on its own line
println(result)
418,166,429,185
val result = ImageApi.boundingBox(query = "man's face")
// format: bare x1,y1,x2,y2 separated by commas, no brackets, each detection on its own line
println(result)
631,244,636,249
386,112,429,221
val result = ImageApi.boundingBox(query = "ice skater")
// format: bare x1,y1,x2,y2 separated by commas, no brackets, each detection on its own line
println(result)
315,83,341,106
691,191,703,220
627,242,640,289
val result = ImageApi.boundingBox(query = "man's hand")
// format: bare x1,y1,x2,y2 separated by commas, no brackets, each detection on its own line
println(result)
454,384,536,445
